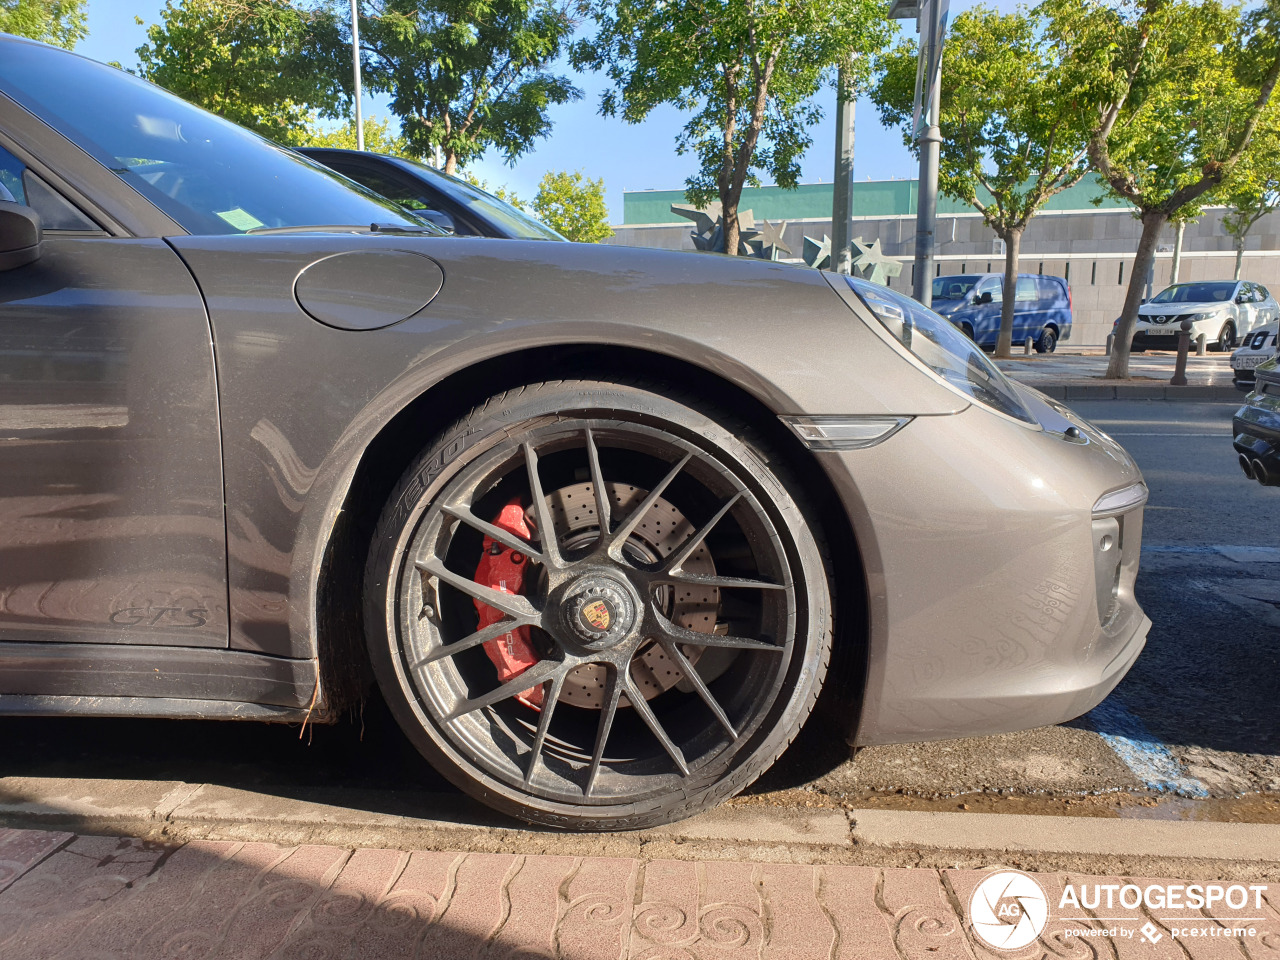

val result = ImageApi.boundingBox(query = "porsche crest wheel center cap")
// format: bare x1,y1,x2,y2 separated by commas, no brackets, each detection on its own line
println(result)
562,577,637,650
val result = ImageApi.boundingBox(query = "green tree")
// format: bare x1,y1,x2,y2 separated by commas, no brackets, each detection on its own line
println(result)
136,0,347,145
573,0,892,256
347,0,580,176
1219,109,1280,281
299,115,419,157
1044,0,1280,378
872,5,1090,356
532,170,612,242
0,0,87,48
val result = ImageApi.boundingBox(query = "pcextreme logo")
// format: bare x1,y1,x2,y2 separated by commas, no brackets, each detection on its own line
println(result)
968,870,1269,949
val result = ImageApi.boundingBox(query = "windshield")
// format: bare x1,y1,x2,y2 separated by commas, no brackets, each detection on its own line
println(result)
932,276,981,300
403,160,565,241
846,278,1035,424
0,41,431,236
1150,282,1236,304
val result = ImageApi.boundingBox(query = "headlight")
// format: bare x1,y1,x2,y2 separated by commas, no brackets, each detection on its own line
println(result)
844,277,1036,424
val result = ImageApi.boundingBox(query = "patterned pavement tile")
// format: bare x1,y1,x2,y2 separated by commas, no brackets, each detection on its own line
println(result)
0,828,72,894
1,833,1277,959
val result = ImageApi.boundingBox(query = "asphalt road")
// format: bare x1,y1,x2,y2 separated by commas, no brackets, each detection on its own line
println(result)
1,399,1277,830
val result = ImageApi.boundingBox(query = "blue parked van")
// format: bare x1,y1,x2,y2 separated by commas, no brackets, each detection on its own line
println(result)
929,273,1072,352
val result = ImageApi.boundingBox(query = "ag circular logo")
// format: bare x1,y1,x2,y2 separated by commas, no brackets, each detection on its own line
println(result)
969,871,1049,950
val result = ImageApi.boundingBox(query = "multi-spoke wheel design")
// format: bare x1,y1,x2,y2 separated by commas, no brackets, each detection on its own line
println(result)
365,381,832,830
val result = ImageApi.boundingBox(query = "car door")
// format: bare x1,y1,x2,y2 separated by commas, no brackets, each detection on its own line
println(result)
1234,282,1258,335
1013,276,1039,342
0,136,227,648
968,276,1002,345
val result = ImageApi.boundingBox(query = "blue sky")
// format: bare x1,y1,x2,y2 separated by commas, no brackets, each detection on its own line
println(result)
76,0,1010,222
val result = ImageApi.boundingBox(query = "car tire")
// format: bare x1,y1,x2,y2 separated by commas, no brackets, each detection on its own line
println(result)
1034,326,1057,354
363,379,833,831
1216,322,1236,352
960,322,975,340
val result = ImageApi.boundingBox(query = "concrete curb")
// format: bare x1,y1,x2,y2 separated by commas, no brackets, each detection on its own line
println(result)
1018,383,1245,402
850,810,1280,863
2,777,1278,869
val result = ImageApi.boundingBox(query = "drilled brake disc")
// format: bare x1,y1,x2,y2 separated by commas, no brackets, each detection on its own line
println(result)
545,481,719,707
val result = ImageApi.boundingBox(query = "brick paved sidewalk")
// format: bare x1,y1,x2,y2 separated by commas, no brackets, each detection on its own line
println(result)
3,827,1278,959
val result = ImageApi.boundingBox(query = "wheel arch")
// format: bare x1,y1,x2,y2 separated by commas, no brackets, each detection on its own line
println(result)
313,344,871,733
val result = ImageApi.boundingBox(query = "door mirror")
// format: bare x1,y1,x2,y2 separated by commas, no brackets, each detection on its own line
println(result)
976,291,993,304
0,201,41,270
420,209,456,235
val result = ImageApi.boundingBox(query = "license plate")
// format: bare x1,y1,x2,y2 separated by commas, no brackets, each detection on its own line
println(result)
1141,326,1177,334
1233,355,1271,370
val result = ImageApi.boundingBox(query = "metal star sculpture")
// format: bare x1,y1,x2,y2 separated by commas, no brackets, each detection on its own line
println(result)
803,234,832,270
851,236,904,285
670,203,762,256
752,219,792,260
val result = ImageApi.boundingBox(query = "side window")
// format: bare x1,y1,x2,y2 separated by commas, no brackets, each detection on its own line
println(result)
977,277,1002,302
1015,277,1037,302
329,162,430,211
1258,286,1272,302
1036,277,1062,301
0,143,99,231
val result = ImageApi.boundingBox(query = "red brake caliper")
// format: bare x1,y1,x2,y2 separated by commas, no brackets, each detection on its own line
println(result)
472,497,544,709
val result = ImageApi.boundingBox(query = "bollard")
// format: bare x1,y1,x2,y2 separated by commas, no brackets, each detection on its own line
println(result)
1024,337,1033,355
1171,319,1192,386
1195,333,1207,357
1105,333,1115,356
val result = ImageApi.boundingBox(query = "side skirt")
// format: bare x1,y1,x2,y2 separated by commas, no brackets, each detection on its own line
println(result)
0,642,322,721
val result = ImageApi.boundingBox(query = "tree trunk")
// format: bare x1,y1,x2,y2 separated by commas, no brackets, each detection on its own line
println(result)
721,194,740,256
1235,238,1244,280
994,226,1022,359
1106,209,1167,379
444,150,457,176
1171,221,1184,283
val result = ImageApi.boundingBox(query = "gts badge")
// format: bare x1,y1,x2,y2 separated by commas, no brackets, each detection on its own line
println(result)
110,605,208,628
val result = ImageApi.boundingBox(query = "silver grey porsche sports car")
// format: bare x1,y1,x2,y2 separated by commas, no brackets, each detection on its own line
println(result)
0,35,1150,830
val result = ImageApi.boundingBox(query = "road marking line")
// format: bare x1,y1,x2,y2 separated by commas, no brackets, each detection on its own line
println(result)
1087,698,1209,798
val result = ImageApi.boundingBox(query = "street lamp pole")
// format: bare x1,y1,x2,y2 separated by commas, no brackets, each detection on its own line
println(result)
351,0,365,151
830,58,856,276
889,0,947,306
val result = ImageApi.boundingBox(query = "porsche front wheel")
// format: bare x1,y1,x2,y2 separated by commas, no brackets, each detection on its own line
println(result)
364,380,832,830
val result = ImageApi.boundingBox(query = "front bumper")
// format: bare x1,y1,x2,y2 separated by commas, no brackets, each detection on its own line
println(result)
815,394,1149,745
1130,317,1224,349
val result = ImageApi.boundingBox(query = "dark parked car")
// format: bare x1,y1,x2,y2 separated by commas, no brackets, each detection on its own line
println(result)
930,272,1072,352
298,147,564,241
1234,356,1280,485
0,34,1150,831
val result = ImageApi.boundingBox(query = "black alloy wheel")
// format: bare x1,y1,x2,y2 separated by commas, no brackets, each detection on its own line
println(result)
1217,322,1237,352
1034,326,1057,354
364,380,832,830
